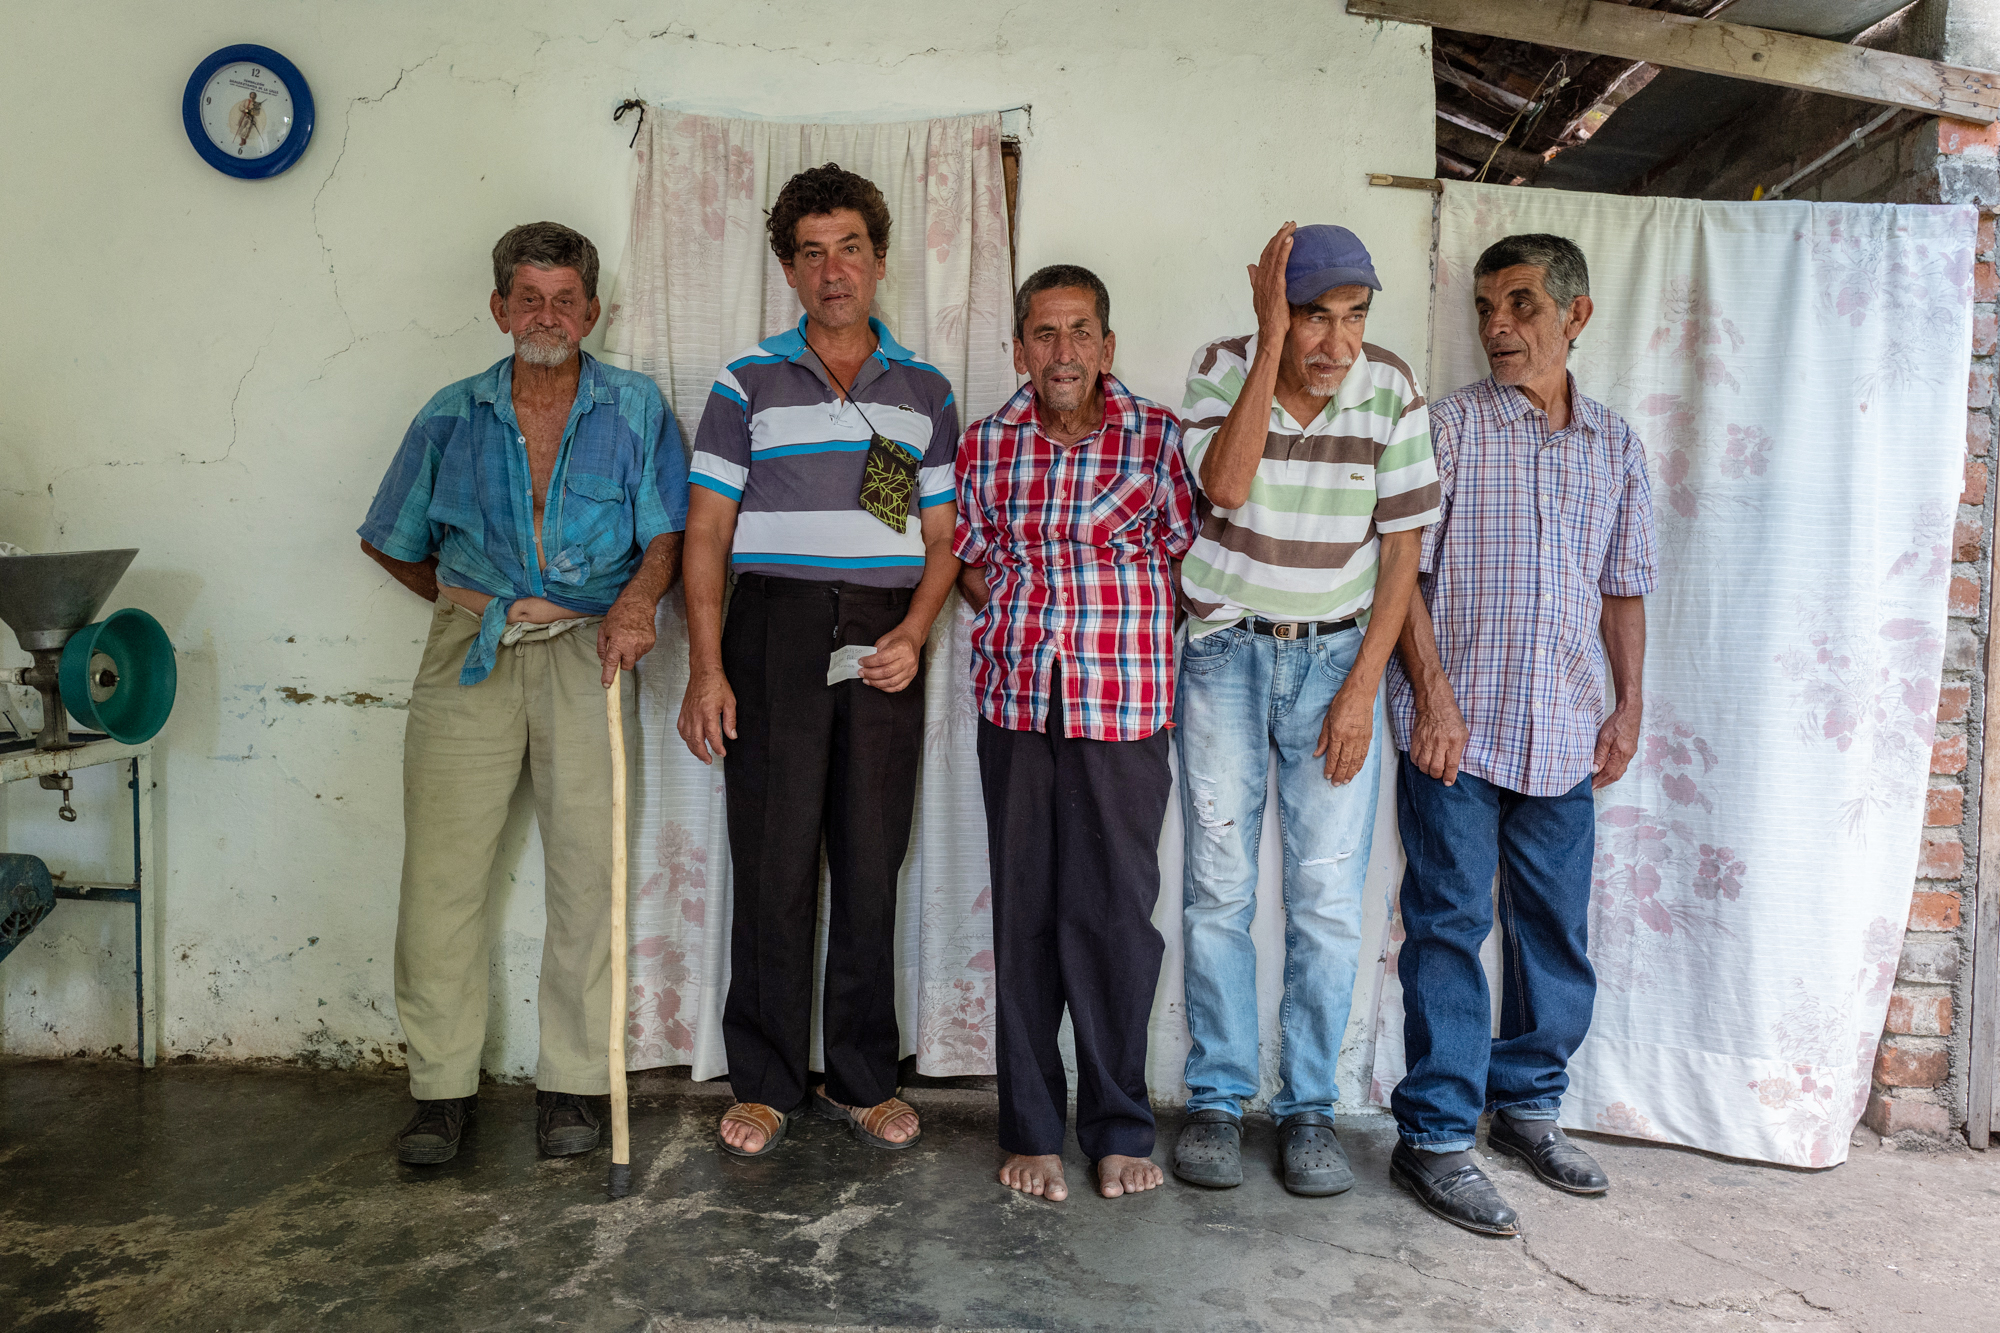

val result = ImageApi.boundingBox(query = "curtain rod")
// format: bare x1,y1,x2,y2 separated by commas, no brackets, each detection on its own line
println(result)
611,99,1031,147
1368,173,1443,193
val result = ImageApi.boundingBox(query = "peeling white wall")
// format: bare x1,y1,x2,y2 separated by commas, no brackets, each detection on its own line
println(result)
0,2,1436,1088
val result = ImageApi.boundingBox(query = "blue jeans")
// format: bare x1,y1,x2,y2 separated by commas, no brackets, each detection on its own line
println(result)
1175,621,1381,1120
1391,754,1597,1151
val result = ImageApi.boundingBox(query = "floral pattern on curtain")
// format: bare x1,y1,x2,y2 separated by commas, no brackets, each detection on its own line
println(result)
603,108,1013,1079
1365,184,1975,1167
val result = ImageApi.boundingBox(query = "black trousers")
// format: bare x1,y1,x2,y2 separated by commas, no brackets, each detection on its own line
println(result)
976,667,1172,1160
720,573,924,1112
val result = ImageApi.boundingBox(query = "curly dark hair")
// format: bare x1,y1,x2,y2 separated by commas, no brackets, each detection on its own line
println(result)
766,163,892,264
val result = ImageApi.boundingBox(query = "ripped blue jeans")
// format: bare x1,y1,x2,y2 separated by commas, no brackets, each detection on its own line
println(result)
1174,620,1381,1120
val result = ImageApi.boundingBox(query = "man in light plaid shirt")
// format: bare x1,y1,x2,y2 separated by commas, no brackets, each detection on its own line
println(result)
1386,234,1657,1237
955,264,1198,1204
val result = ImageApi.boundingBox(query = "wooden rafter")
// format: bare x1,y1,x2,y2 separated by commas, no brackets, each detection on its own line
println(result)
1349,0,2000,123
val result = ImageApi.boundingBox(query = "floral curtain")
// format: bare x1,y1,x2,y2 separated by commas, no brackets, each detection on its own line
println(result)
602,109,1013,1079
1365,184,1976,1167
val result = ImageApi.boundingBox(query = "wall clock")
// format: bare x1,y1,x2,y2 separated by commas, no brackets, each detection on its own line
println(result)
181,45,315,179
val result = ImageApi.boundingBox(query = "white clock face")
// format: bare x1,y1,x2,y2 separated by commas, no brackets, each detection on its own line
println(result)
197,61,294,161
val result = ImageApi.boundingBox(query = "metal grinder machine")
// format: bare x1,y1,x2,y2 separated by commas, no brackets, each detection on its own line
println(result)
0,550,176,1058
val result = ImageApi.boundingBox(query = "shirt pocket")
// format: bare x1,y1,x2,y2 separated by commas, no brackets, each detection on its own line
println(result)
552,471,634,581
1078,474,1155,549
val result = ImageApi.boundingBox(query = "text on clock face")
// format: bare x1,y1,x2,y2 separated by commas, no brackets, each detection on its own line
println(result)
199,64,293,158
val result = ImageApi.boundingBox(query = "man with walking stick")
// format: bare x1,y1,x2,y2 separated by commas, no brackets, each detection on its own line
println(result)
359,221,688,1167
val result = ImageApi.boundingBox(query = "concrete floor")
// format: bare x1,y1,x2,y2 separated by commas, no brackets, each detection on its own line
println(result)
2,1060,1997,1333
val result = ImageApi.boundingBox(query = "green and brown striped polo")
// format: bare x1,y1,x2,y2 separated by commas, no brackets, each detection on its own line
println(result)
1178,336,1440,639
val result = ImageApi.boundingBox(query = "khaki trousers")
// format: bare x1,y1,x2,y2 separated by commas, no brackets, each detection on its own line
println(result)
393,597,635,1100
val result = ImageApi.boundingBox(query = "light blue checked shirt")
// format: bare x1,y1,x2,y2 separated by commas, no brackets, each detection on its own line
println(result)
1386,374,1657,796
359,352,689,685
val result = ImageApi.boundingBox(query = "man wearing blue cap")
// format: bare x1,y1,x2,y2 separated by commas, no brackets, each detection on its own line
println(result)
1173,223,1439,1195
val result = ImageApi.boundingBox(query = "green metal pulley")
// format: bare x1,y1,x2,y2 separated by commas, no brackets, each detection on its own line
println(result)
58,608,177,744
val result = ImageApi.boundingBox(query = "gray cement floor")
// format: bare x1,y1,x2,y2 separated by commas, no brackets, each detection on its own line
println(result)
2,1059,1997,1333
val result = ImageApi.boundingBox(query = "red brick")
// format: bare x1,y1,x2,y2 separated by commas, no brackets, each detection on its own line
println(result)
1918,835,1965,879
1886,991,1953,1036
1967,459,1991,506
1980,264,2000,304
1972,410,1992,457
1983,213,1997,261
1939,118,2000,155
1955,518,1984,562
1974,364,1996,410
1950,574,1981,615
1939,680,1971,722
1933,732,1968,774
1978,310,2000,357
1909,889,1963,930
1864,1088,1950,1137
1874,1040,1948,1088
1925,786,1964,826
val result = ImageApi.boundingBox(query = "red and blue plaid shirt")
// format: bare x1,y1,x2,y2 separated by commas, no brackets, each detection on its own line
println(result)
954,375,1198,741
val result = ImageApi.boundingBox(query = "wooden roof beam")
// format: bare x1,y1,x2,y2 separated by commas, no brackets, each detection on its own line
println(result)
1435,116,1548,181
1351,0,2000,123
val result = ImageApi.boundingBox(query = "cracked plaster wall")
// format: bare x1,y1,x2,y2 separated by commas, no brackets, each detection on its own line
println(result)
0,2,1435,1092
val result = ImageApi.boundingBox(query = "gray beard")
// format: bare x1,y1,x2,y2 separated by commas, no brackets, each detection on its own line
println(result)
515,331,575,367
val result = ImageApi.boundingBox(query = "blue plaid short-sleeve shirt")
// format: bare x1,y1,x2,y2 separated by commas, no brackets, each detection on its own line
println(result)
358,352,689,684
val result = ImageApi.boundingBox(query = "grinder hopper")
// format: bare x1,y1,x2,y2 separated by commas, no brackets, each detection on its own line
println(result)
0,550,177,760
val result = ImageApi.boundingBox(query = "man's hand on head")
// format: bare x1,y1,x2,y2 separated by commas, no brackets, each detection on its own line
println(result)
596,595,658,688
1250,222,1297,348
860,625,924,693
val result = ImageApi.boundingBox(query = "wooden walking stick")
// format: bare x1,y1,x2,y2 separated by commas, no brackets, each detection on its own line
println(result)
605,672,633,1199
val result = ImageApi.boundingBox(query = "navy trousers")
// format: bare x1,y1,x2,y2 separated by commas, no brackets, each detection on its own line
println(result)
1391,753,1597,1152
976,668,1171,1161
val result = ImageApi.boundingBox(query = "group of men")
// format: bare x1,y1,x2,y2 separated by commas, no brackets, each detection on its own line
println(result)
359,160,1655,1238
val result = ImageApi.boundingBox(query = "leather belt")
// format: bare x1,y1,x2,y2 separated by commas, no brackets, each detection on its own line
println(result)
1248,616,1357,640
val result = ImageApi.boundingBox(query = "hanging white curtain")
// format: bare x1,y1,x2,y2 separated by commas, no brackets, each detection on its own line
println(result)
1365,183,1976,1168
602,108,1014,1079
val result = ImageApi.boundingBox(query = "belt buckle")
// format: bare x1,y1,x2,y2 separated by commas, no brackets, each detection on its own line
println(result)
1273,621,1299,640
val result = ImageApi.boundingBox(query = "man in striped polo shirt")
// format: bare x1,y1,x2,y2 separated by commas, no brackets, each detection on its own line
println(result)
678,164,960,1160
1172,222,1439,1197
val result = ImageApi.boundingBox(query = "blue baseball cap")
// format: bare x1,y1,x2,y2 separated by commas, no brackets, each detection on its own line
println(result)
1285,224,1381,304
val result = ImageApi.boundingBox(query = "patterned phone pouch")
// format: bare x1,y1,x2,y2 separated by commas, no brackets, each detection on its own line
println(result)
859,433,920,533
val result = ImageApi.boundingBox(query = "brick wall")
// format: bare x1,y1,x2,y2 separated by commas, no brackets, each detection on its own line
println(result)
1874,124,1997,1140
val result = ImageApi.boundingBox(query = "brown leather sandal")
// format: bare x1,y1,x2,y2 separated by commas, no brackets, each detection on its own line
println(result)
718,1102,787,1158
812,1088,921,1150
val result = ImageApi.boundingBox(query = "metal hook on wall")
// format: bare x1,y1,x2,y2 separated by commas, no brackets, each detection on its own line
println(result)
613,99,645,149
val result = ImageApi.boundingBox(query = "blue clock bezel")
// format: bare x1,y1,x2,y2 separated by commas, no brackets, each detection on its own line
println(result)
182,45,315,179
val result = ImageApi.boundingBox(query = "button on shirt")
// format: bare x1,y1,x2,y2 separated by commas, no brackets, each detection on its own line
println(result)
1387,374,1658,796
1179,337,1441,637
954,375,1199,742
358,352,689,686
688,315,959,586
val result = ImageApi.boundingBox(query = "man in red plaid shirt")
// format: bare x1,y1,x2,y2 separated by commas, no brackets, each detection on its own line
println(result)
955,264,1198,1203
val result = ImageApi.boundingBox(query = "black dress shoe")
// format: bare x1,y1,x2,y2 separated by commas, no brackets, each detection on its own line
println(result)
1278,1112,1354,1196
1173,1108,1243,1188
1389,1140,1519,1237
397,1095,476,1165
1486,1114,1609,1195
536,1091,602,1157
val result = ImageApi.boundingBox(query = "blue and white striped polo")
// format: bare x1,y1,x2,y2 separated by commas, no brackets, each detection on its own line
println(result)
688,315,958,586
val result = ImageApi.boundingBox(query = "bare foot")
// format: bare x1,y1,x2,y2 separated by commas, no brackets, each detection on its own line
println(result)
814,1086,919,1144
1095,1154,1164,1198
999,1153,1069,1201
